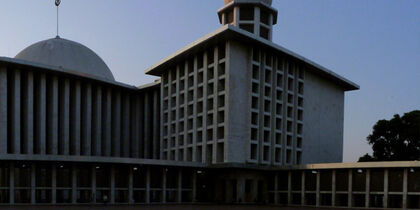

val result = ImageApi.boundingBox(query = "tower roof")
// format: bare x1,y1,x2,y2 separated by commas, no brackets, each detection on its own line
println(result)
15,37,115,81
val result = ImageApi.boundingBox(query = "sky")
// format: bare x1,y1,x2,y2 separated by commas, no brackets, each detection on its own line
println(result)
0,0,419,162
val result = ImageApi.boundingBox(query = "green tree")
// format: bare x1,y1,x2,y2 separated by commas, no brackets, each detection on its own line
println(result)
360,110,420,162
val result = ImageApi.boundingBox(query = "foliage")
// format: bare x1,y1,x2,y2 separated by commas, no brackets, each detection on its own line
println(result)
360,110,420,162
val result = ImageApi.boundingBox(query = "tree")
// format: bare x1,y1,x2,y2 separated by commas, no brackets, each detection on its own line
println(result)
360,110,420,162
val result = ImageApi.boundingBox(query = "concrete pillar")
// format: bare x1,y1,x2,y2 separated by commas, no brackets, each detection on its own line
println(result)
71,80,81,155
332,170,336,206
121,93,130,157
268,14,273,41
23,71,34,154
403,168,408,209
52,165,57,204
112,90,121,157
253,6,261,36
11,70,20,154
103,88,112,156
9,163,14,204
348,169,353,208
128,167,134,204
237,177,245,203
233,6,239,26
92,86,102,156
177,169,182,203
192,171,197,202
144,93,151,158
37,73,47,154
287,171,292,205
274,173,279,204
138,96,144,158
301,171,305,205
59,78,70,155
365,169,370,208
91,166,96,203
383,169,388,208
110,165,115,203
48,76,59,155
0,67,7,154
31,164,36,204
72,165,77,204
146,167,151,203
153,90,159,159
131,96,140,158
316,171,320,207
162,168,167,203
81,83,92,156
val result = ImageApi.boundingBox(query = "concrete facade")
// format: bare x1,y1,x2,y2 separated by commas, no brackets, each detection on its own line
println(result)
0,0,381,207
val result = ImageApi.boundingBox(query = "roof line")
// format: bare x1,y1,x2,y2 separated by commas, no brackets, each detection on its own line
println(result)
144,25,359,90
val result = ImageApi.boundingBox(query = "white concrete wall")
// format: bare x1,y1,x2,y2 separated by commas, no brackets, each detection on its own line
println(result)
302,70,345,164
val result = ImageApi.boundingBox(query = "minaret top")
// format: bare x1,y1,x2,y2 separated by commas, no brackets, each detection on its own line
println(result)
218,0,277,41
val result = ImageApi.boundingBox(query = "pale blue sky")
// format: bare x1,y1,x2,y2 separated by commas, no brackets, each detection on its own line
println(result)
0,0,419,162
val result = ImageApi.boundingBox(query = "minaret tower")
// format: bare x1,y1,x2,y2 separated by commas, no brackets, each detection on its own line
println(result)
217,0,278,41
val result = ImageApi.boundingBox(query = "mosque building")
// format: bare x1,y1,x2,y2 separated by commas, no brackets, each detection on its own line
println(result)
0,0,419,208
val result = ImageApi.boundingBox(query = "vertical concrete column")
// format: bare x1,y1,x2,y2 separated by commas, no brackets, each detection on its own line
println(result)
316,171,320,207
121,93,130,157
37,73,47,154
153,90,159,159
23,71,34,154
133,96,141,158
128,167,133,204
274,173,279,204
144,92,151,158
11,70,20,154
146,167,151,204
9,163,14,204
348,169,353,208
212,47,219,163
301,171,305,205
92,86,102,156
111,90,121,157
237,177,245,203
138,95,144,158
365,169,370,208
233,6,240,26
192,171,197,202
31,164,36,204
48,76,59,155
91,166,96,203
192,56,198,162
253,6,261,36
383,169,389,208
0,67,7,154
174,66,180,161
332,170,336,206
402,168,408,209
221,13,226,25
162,168,167,203
52,165,57,204
177,169,182,203
268,14,273,41
103,88,112,156
72,165,77,204
287,171,292,205
202,52,208,163
110,165,115,204
71,80,81,155
81,83,92,156
59,78,70,155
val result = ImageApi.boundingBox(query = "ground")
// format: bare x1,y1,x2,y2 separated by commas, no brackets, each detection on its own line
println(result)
0,205,367,210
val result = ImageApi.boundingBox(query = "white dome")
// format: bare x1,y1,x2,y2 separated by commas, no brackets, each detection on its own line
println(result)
15,37,115,81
